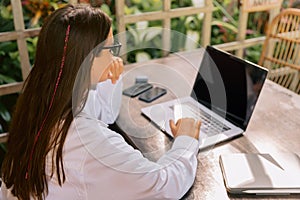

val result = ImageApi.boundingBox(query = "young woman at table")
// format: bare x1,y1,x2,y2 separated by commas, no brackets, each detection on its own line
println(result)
1,4,201,200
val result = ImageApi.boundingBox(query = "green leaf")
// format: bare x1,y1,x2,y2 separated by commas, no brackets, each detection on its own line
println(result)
143,27,161,42
0,102,11,122
124,6,136,15
8,51,20,60
0,41,18,52
127,26,139,45
135,51,151,63
0,74,16,84
211,20,238,33
141,1,151,10
50,2,59,10
0,5,13,19
213,0,238,27
100,4,111,16
184,16,197,30
0,143,7,152
132,0,142,4
136,21,149,29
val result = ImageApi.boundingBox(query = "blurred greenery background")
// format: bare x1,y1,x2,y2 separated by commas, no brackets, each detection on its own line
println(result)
0,0,299,160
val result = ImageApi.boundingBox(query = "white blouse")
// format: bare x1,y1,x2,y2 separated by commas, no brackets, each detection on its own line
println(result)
1,80,199,200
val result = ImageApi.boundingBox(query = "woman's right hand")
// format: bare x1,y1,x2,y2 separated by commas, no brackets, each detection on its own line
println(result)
169,118,201,140
99,57,124,84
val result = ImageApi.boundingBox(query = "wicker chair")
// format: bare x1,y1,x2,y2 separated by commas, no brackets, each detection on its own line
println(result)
258,8,300,94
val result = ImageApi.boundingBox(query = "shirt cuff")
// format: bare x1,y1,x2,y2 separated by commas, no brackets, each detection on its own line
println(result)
172,135,199,153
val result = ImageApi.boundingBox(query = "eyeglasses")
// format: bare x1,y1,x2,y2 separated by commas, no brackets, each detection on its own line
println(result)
101,41,122,56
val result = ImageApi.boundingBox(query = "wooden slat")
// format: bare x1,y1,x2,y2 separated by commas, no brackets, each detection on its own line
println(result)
115,0,126,61
264,56,300,70
236,9,248,58
242,0,283,12
0,82,23,96
268,67,298,91
123,6,213,24
0,133,8,143
295,77,300,94
0,28,40,42
213,36,265,52
201,0,213,47
269,34,300,43
162,0,171,56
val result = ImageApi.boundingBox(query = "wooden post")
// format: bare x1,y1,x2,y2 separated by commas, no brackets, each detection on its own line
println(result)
236,10,248,58
115,0,127,61
162,0,171,56
201,0,213,48
11,0,31,80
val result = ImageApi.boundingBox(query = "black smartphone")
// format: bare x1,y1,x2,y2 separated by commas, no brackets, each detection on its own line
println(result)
138,87,167,103
122,83,153,97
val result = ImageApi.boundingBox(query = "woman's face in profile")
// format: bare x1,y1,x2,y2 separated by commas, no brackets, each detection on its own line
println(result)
90,28,114,84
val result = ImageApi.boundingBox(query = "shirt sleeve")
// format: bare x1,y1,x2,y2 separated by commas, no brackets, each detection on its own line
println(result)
75,117,199,200
1,181,18,200
95,78,123,124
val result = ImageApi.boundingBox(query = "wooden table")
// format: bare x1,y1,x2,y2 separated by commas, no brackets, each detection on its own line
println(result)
116,49,300,199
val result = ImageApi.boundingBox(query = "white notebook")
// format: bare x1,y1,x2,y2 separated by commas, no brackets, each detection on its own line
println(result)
219,153,300,195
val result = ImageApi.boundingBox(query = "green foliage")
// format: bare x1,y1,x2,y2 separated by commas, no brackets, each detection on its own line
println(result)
171,0,193,9
0,0,67,134
22,0,68,28
211,0,239,44
245,45,263,64
0,41,22,83
0,94,18,133
126,25,163,63
126,0,162,12
0,2,14,33
0,2,22,133
124,0,202,62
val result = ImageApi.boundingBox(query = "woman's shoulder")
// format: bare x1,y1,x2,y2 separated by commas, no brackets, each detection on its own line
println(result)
68,113,124,148
75,112,109,130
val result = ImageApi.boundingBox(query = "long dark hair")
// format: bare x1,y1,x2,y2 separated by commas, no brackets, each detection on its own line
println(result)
2,4,111,200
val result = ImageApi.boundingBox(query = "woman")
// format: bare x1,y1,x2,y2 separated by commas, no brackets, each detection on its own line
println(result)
1,4,201,200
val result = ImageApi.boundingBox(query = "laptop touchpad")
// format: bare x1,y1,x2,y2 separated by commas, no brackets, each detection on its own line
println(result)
148,104,174,135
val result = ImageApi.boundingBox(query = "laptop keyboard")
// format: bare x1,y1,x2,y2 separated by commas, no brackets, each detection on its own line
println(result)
170,102,230,136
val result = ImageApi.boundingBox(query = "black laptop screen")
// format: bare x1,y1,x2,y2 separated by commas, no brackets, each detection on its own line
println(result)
191,46,268,130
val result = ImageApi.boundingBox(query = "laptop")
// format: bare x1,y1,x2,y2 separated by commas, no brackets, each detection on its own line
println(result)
219,153,300,194
141,46,268,149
